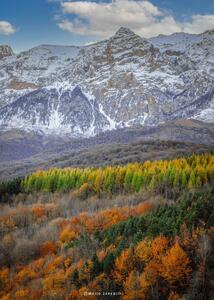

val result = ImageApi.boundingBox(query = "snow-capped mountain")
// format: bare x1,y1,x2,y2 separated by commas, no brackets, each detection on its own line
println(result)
0,27,213,136
0,86,109,136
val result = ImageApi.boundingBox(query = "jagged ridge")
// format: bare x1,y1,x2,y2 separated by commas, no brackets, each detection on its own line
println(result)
0,27,214,135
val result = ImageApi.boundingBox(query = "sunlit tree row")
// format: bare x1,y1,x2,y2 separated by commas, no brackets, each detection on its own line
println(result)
21,153,214,196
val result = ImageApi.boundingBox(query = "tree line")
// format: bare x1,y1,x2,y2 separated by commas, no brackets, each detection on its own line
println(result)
21,153,214,198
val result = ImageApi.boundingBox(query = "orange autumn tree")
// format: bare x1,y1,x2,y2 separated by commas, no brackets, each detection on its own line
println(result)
114,248,136,282
60,227,78,243
143,260,161,287
42,269,67,299
151,236,169,258
135,239,152,264
0,267,10,297
123,270,145,300
138,260,163,299
131,202,153,216
134,237,169,299
15,267,37,286
40,241,58,256
161,241,191,286
14,288,29,300
32,205,46,219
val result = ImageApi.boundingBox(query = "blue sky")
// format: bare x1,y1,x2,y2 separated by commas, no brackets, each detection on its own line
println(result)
1,0,214,53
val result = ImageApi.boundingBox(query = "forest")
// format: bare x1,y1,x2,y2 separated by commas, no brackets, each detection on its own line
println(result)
0,152,214,299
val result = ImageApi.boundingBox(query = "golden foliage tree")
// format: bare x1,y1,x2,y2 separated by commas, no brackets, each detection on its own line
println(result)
114,248,135,282
123,270,146,300
161,241,191,286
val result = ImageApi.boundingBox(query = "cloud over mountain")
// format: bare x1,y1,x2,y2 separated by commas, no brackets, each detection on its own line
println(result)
0,20,16,35
57,0,214,38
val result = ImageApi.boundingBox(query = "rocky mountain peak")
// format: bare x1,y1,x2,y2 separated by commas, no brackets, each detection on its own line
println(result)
203,28,214,35
111,27,147,44
108,27,152,55
113,27,137,38
0,45,13,60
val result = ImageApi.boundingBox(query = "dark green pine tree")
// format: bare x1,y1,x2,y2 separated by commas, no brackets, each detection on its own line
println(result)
90,254,102,278
103,252,115,273
114,239,127,257
70,269,80,288
181,170,187,188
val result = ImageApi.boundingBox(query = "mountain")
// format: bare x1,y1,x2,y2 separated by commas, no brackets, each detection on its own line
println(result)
0,27,214,136
0,45,13,60
0,86,109,136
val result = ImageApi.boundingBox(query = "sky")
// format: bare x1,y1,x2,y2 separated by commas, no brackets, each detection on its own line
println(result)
0,0,214,53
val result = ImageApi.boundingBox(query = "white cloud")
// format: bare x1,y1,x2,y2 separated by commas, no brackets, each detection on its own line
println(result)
56,0,214,39
84,40,96,46
0,21,16,35
181,15,214,34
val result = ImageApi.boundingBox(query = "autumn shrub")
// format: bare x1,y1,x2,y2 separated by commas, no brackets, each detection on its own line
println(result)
60,228,78,243
11,239,39,264
39,241,59,256
72,182,93,200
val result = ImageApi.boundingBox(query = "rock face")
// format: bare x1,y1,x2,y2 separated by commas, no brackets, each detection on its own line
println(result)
0,27,214,136
0,86,109,136
0,45,13,60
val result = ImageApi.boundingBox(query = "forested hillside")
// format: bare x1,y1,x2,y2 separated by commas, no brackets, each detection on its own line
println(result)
0,153,214,299
22,153,214,195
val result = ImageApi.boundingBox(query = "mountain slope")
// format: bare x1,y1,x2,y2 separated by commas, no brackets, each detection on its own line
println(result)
0,45,13,60
0,120,213,180
0,86,110,135
0,27,214,135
